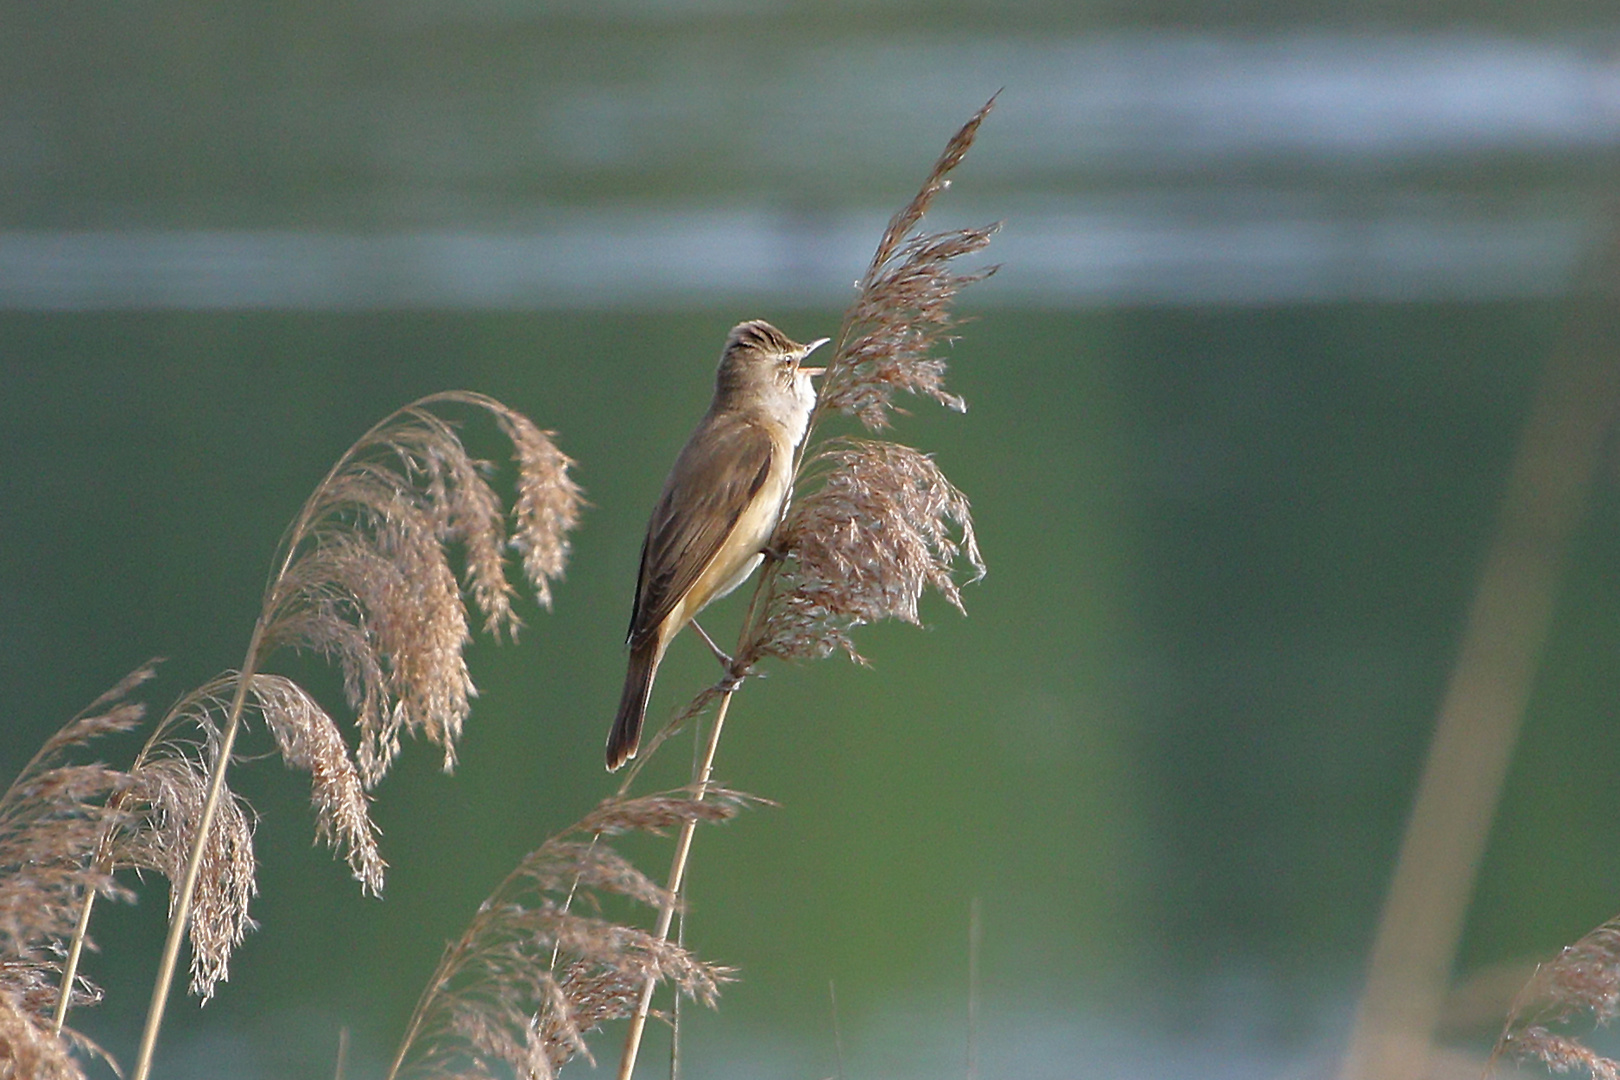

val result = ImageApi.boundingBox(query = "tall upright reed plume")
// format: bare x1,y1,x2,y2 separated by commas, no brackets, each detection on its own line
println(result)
609,96,997,1078
87,391,583,1080
0,663,156,1080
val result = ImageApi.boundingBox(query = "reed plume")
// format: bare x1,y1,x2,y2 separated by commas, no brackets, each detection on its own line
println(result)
614,97,997,1079
1491,916,1620,1079
260,391,582,785
113,392,581,1080
735,96,994,675
100,671,380,1002
0,662,157,1079
387,788,755,1080
812,93,999,435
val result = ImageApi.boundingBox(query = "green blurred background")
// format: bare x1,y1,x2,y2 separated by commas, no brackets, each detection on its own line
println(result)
4,3,1620,1077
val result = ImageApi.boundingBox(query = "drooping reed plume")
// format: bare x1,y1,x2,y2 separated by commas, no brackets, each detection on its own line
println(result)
385,787,757,1080
1491,917,1620,1079
0,662,156,1080
102,671,382,1004
47,391,585,1080
607,97,997,1078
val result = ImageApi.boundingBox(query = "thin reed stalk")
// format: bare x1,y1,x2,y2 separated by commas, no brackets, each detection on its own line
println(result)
131,631,261,1080
1339,203,1620,1080
615,689,733,1080
967,897,981,1080
50,879,98,1036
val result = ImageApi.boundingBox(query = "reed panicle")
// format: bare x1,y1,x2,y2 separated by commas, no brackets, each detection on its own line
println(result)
0,663,157,1079
746,96,994,672
114,669,379,999
1492,917,1620,1079
746,438,984,667
0,990,101,1080
814,94,999,434
261,391,582,786
250,674,384,894
388,788,755,1080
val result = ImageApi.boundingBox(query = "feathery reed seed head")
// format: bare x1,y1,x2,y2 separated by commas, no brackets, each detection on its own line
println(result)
261,393,582,788
817,96,999,433
756,439,983,666
390,789,751,1080
121,748,258,1000
0,664,158,1076
251,675,385,895
1494,918,1620,1079
729,98,994,676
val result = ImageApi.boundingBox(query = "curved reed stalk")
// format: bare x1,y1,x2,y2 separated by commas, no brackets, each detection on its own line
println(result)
112,392,581,1080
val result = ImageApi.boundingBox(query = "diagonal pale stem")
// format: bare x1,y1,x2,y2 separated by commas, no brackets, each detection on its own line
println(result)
615,688,734,1080
130,623,264,1080
1337,234,1620,1080
51,883,98,1033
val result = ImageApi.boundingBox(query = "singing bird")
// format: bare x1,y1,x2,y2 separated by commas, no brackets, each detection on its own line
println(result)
606,320,828,770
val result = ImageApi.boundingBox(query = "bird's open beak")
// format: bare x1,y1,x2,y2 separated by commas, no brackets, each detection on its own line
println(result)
797,337,830,376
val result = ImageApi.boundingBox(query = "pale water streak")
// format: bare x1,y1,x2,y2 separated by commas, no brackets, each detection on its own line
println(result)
4,30,1618,308
0,201,1590,309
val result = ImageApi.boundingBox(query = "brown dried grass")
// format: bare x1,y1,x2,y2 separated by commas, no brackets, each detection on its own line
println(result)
813,93,1000,434
138,392,581,996
749,438,984,667
8,393,585,1080
750,99,994,675
387,788,758,1080
262,391,582,786
0,663,156,1079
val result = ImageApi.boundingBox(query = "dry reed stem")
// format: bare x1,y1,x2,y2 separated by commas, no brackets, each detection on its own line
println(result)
388,786,753,1080
1339,203,1620,1080
615,691,735,1080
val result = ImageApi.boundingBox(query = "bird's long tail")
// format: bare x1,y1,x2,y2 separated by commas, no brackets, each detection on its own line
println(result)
607,638,661,771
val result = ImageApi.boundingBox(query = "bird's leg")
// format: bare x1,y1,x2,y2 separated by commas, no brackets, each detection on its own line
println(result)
690,619,748,692
689,619,733,669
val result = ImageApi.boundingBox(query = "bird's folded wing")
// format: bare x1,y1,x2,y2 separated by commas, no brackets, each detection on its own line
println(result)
627,414,775,647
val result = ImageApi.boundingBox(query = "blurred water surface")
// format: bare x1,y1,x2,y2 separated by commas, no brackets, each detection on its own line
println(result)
5,7,1620,1079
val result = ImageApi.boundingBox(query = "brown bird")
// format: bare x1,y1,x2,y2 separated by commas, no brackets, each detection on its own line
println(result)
607,320,827,770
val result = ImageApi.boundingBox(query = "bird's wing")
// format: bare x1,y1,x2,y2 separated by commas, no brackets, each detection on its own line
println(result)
627,414,775,647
